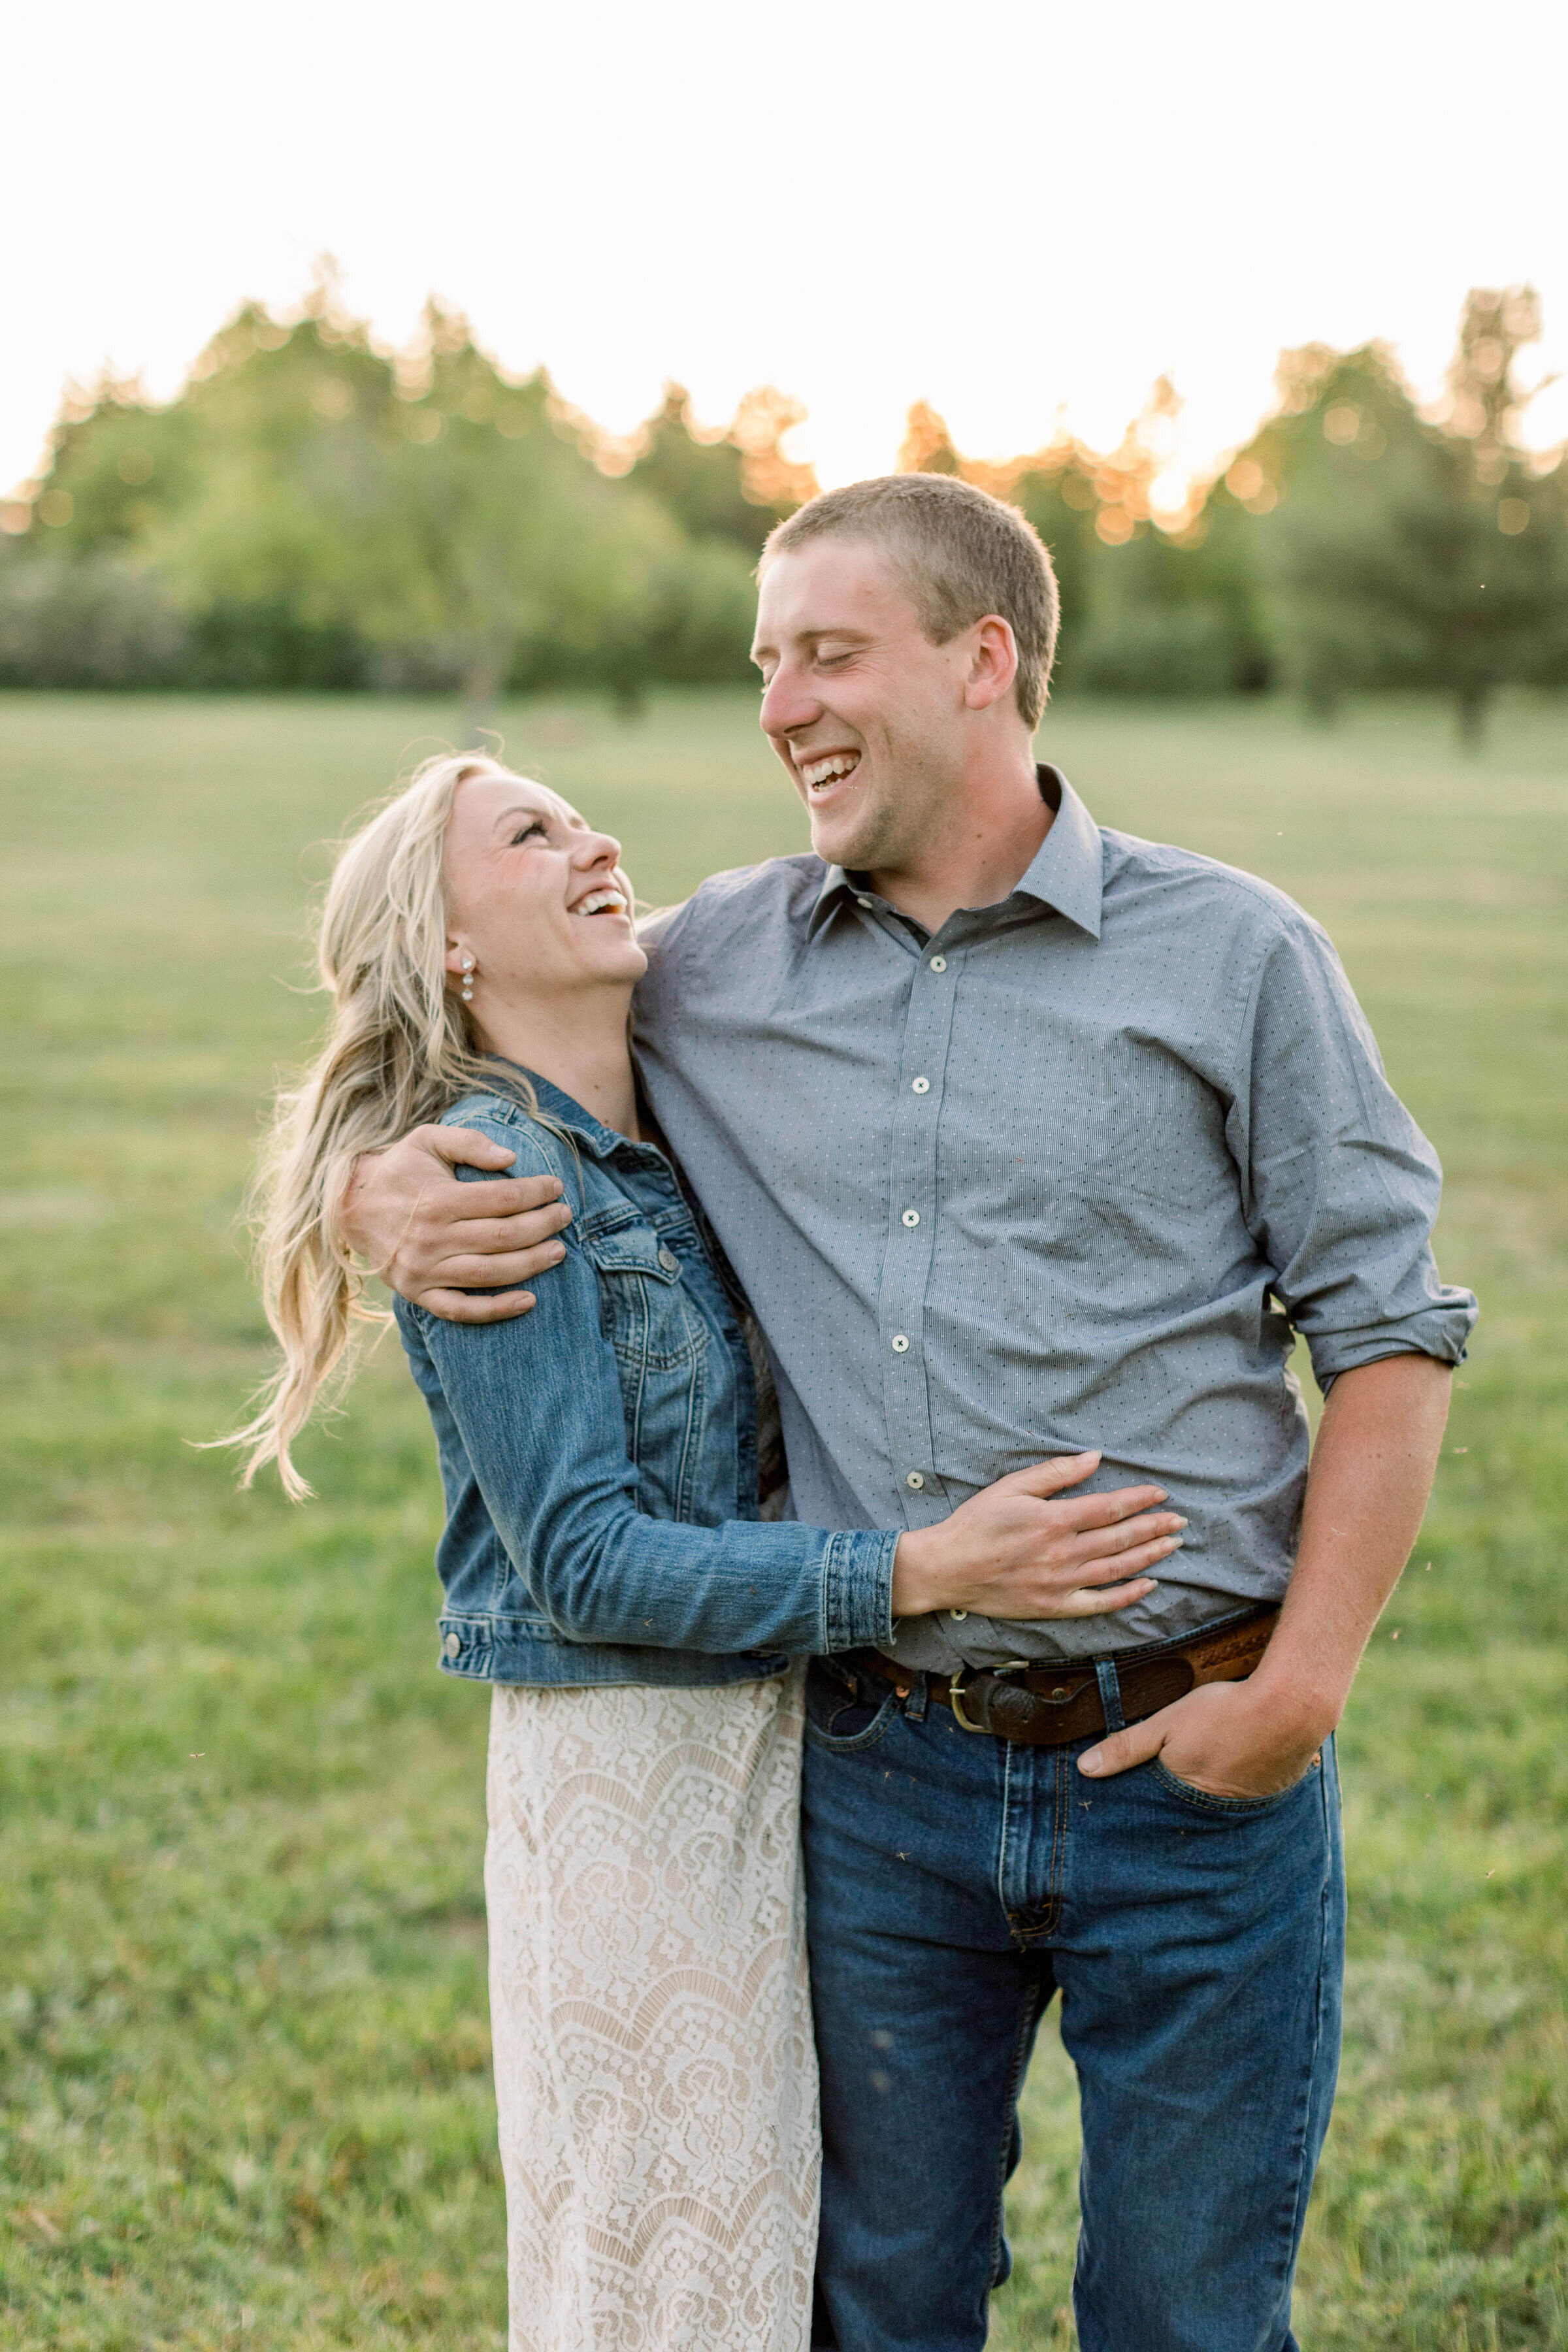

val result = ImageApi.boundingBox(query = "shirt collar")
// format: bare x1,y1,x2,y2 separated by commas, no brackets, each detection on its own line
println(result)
808,763,1103,941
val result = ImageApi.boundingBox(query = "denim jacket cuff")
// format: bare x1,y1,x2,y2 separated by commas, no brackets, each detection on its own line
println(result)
821,1528,900,1652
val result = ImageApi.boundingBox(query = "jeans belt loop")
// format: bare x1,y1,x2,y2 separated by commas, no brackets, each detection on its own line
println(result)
1095,1658,1126,1735
904,1668,930,1724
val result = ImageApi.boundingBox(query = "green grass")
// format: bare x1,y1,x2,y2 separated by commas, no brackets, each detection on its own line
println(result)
2,688,1565,2349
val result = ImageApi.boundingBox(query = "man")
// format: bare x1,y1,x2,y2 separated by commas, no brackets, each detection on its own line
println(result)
343,475,1475,2351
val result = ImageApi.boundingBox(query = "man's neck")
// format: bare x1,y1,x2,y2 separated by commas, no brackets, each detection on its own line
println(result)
475,990,640,1139
863,750,1054,934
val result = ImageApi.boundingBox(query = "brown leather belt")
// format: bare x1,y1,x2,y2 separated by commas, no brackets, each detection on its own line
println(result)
835,1606,1279,1747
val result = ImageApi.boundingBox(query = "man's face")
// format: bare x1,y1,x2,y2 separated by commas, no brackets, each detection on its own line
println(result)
751,538,979,877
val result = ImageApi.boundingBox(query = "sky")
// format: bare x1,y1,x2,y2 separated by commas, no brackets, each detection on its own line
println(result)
4,0,1567,505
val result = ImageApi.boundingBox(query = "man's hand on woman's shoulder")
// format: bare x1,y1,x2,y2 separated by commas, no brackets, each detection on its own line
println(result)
340,1126,574,1322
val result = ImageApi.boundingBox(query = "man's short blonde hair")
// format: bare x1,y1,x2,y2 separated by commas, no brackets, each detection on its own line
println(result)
761,473,1059,731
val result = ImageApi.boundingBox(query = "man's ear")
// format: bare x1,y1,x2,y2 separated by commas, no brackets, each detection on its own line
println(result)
964,615,1020,711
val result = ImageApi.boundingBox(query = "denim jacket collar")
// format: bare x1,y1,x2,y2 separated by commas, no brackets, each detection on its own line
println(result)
485,1061,666,1167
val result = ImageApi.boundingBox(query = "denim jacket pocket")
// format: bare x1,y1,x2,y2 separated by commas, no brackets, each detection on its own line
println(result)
580,1207,709,1370
579,1205,714,1518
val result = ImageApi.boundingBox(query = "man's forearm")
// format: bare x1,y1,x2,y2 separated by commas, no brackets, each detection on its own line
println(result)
1250,1351,1454,1735
1079,1348,1454,1793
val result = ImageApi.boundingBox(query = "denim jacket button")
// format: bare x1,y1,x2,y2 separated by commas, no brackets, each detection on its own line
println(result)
657,1247,680,1274
443,1631,462,1658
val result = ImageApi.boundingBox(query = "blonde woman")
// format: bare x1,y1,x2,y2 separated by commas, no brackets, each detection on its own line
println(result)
228,752,1184,2351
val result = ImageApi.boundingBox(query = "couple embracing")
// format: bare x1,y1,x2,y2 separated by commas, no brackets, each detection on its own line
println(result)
233,474,1474,2351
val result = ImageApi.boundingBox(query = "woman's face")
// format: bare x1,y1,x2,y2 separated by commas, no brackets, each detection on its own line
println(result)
442,770,646,1011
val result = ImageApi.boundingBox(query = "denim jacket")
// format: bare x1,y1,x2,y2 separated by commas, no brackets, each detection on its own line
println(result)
394,1071,899,1688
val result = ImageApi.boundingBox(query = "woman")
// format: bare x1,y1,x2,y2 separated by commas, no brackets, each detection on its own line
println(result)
228,752,1184,2350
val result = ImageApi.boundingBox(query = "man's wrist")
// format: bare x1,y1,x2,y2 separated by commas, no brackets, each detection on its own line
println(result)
1243,1659,1344,1748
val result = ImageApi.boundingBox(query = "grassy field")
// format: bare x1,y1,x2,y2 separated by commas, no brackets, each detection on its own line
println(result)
1,687,1565,2350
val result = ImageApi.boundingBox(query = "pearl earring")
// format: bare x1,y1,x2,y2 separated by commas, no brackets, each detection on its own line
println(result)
460,955,475,1004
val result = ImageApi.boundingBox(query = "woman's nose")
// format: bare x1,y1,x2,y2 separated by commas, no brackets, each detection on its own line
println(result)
578,830,622,870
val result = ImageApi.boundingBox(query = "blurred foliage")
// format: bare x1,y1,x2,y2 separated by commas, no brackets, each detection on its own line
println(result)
926,291,1568,740
1,284,1565,736
1237,302,1568,741
0,284,804,711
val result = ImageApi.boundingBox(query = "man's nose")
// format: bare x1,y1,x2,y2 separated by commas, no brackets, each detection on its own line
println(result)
759,662,820,740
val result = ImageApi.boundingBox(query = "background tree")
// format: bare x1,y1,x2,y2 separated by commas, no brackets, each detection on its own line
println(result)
0,287,815,708
897,388,1267,698
1240,298,1568,741
3,283,1563,723
626,382,816,553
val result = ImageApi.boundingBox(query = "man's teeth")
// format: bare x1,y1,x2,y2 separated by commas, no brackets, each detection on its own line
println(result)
800,753,860,791
573,889,627,917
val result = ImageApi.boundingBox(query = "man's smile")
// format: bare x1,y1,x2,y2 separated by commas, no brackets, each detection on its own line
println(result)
796,749,862,793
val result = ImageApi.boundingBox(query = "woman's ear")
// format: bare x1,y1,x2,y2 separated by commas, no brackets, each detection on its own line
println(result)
443,941,469,976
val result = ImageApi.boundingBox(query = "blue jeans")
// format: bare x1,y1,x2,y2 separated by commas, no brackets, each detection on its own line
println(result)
802,1658,1345,2352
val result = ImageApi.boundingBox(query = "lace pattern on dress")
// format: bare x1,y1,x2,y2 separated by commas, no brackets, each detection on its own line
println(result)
485,1669,818,2351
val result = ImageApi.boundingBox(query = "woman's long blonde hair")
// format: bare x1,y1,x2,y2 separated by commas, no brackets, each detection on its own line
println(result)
223,750,544,1500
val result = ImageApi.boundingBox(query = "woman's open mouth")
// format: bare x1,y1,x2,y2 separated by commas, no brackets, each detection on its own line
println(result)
570,888,630,918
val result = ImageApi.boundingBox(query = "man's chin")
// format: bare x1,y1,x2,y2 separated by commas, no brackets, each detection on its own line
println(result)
808,815,881,874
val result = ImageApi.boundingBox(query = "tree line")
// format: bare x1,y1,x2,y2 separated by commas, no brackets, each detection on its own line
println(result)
1,282,1563,738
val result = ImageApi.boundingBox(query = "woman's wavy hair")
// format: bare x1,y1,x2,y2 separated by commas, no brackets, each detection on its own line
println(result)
220,750,549,1499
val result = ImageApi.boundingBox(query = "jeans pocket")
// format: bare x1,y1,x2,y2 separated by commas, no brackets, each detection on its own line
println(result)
1148,1756,1316,1817
804,1667,902,1754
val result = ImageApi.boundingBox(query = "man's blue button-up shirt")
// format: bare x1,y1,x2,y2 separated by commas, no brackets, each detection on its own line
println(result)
635,766,1477,1671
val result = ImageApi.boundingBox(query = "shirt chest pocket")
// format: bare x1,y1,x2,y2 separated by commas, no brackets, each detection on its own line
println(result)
1085,1036,1233,1213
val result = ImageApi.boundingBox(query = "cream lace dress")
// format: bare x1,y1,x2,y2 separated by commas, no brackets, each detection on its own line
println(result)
484,1664,818,2351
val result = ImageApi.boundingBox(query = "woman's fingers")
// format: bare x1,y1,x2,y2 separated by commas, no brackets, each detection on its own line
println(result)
1056,1482,1170,1531
1071,1531,1183,1582
1059,1574,1158,1617
1068,1511,1186,1567
1000,1452,1102,1497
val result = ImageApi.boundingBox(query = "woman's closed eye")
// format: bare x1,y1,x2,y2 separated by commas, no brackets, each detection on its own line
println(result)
510,819,549,846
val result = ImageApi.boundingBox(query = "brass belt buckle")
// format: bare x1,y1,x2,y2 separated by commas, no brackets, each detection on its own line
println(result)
947,1666,985,1732
948,1661,1029,1733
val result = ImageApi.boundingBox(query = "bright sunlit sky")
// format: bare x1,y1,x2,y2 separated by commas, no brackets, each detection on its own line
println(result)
5,0,1567,503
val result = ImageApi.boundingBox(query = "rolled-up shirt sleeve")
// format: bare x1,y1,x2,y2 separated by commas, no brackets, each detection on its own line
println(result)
1232,912,1478,1387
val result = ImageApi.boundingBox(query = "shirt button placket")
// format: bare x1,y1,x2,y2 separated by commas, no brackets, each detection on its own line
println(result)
880,938,960,1524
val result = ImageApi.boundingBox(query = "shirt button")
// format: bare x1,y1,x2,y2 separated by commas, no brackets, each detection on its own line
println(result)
905,1471,925,1490
911,1076,930,1094
929,955,947,972
442,1631,462,1659
890,1333,910,1353
657,1247,679,1273
857,894,874,908
949,1609,968,1622
901,1209,921,1228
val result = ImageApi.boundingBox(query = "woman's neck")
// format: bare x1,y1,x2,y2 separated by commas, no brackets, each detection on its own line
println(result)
474,987,640,1139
